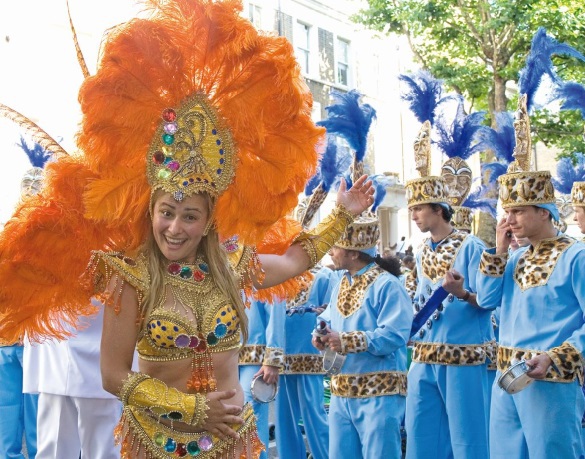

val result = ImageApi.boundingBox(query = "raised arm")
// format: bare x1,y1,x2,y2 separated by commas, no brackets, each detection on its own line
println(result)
254,175,374,289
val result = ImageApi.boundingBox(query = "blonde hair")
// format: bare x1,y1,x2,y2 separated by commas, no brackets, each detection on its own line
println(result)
141,192,248,342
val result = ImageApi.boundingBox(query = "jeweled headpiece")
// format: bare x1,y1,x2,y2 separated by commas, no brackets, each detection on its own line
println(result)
335,213,380,256
572,182,585,207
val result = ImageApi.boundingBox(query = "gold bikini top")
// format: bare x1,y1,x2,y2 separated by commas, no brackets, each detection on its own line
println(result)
90,245,255,360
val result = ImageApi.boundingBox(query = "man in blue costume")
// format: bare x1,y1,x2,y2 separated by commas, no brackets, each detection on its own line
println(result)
476,95,585,459
312,212,412,458
238,298,285,458
275,264,333,459
404,123,493,459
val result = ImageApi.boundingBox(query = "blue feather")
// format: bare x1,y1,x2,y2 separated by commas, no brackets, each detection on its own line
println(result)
463,184,497,218
398,71,450,125
518,27,585,111
552,153,585,194
368,174,391,212
17,136,52,168
553,81,585,119
482,162,509,185
317,90,376,163
435,99,490,160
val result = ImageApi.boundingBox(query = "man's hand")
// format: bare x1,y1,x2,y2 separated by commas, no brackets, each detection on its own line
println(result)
442,269,466,298
525,354,553,380
321,330,342,353
255,365,279,385
496,217,513,255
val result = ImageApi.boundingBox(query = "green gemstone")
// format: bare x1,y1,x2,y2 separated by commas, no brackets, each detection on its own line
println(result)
158,169,171,179
163,133,175,145
154,432,165,446
187,441,200,456
207,332,218,346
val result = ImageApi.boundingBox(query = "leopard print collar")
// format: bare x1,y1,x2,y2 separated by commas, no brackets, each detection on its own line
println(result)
514,235,575,290
420,231,468,284
336,265,384,318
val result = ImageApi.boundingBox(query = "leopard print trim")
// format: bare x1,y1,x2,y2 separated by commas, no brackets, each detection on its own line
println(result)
281,354,324,374
337,266,384,318
514,236,575,290
330,371,407,398
486,340,498,371
339,331,368,354
412,341,490,366
498,344,583,384
405,267,418,299
420,231,467,284
478,251,508,277
263,347,284,369
238,344,265,365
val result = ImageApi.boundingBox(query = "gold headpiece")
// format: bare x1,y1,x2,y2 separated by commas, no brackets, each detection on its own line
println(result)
451,206,473,232
498,95,556,209
335,212,380,256
571,182,585,207
146,94,235,202
405,120,450,208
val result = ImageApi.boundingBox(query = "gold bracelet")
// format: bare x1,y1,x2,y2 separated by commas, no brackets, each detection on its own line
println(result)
119,372,208,427
295,204,355,266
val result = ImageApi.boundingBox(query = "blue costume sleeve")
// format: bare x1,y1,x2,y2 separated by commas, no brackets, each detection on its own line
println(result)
263,299,286,367
475,248,509,310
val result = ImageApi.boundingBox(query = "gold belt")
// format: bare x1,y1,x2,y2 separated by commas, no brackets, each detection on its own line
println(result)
116,402,263,458
412,341,494,366
330,371,407,398
497,345,582,384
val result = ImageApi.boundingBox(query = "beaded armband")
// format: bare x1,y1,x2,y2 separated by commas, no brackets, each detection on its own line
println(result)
119,373,208,427
295,205,355,266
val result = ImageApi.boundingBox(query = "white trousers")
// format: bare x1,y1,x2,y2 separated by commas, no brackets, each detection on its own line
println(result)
36,393,122,459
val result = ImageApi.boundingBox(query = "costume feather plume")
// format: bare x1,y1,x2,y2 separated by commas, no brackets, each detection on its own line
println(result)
17,137,52,168
435,100,489,160
518,27,585,111
553,81,585,119
463,183,497,218
399,70,450,125
369,174,390,212
316,90,376,165
552,153,585,194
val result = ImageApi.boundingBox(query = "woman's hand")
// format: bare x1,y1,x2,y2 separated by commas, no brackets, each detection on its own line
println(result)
336,175,375,216
201,389,244,440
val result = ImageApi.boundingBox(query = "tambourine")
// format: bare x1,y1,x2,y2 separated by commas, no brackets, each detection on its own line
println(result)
250,375,278,403
322,348,346,376
497,360,534,394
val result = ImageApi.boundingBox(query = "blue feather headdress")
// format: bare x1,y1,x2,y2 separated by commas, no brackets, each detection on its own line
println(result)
435,100,490,160
368,174,391,213
398,70,452,126
518,27,585,112
553,81,585,120
317,90,376,166
477,111,516,185
552,153,585,194
17,136,52,168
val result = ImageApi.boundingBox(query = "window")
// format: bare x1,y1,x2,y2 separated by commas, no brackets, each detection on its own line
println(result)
295,22,311,74
337,38,350,86
248,3,261,29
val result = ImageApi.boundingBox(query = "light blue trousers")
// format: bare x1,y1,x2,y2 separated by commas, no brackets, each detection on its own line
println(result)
239,365,268,459
274,374,328,459
490,374,585,459
405,362,490,459
329,394,404,459
0,346,38,459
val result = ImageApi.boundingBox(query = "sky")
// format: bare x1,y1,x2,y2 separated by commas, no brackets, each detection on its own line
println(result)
0,0,142,226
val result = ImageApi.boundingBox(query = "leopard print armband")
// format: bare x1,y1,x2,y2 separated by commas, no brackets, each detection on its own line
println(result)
263,347,285,369
339,331,368,354
546,342,584,385
478,250,508,277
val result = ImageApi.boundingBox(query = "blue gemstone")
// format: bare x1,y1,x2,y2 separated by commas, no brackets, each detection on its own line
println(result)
216,139,221,145
164,438,177,453
174,326,179,332
215,323,228,338
219,149,224,155
212,129,217,135
219,158,224,164
217,169,221,174
161,326,167,331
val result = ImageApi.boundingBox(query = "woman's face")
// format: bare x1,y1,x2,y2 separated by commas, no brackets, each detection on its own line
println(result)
151,193,210,263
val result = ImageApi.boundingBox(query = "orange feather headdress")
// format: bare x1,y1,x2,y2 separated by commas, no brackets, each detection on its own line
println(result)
0,0,323,343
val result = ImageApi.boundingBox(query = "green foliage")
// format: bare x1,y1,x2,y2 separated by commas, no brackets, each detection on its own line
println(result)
353,0,585,158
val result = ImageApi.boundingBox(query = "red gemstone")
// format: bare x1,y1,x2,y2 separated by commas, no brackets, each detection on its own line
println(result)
153,151,165,164
168,263,181,275
188,336,199,348
175,443,187,457
193,270,205,282
196,334,207,352
123,257,136,266
162,108,177,122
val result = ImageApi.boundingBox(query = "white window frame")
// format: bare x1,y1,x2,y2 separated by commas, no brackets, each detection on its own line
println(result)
295,21,311,75
336,37,350,86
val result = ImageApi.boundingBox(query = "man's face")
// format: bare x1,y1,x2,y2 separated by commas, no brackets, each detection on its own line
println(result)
573,206,585,234
505,206,548,239
328,246,353,271
409,204,443,234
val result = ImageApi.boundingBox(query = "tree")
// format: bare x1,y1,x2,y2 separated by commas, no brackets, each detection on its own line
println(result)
354,0,585,243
